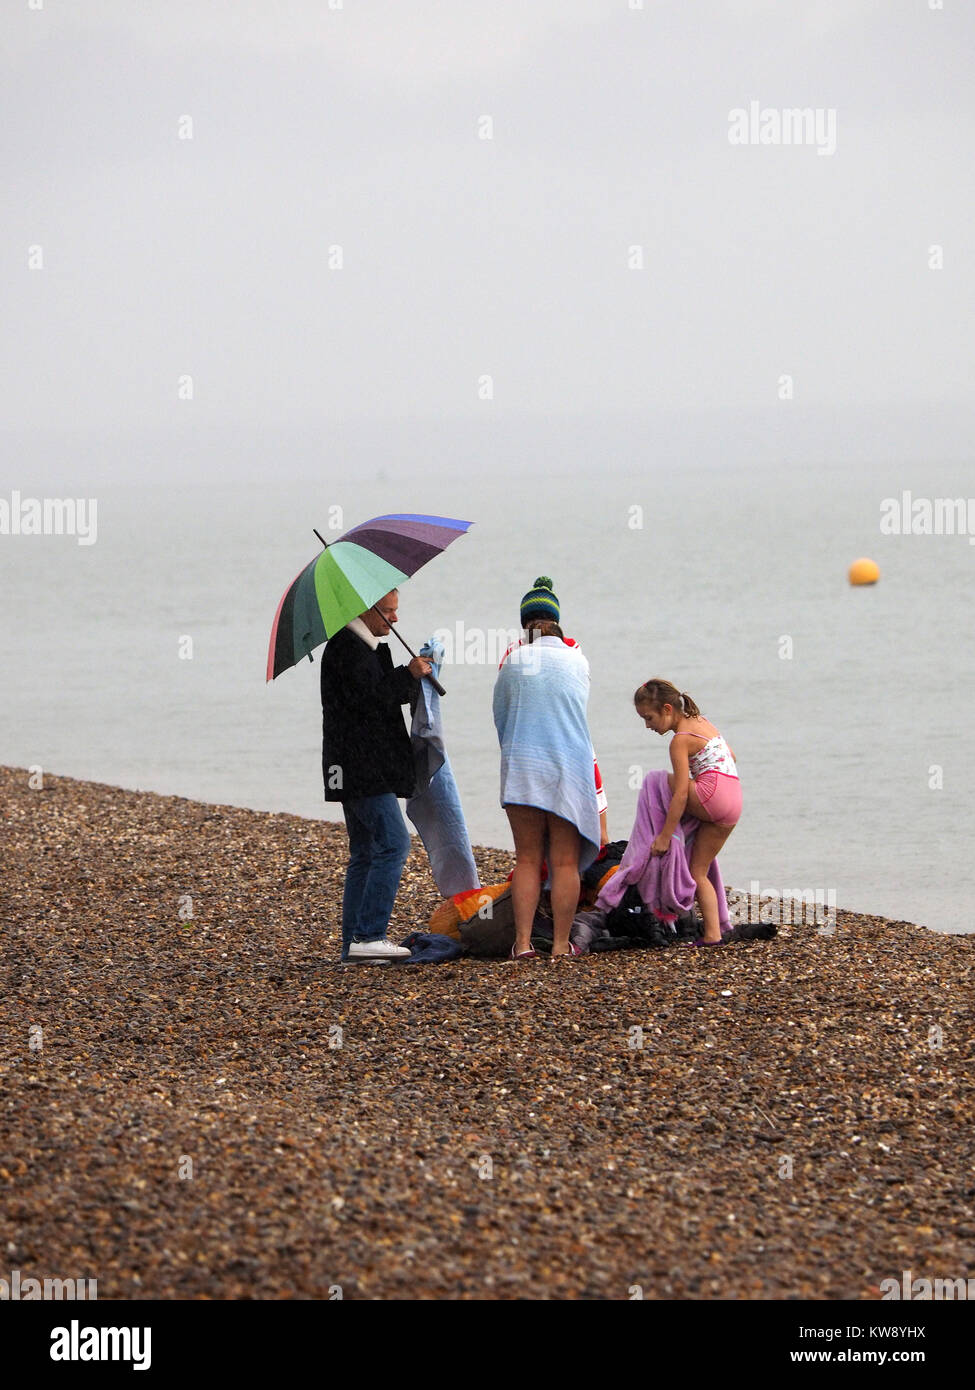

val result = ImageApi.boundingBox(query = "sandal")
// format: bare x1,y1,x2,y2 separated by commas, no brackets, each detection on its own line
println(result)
509,945,538,960
550,941,584,958
690,936,725,948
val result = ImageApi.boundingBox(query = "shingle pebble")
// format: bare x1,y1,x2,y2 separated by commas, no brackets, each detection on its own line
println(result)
1,766,972,1300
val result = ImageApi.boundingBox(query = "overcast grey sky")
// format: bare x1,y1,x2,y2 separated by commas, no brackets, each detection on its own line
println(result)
2,0,973,474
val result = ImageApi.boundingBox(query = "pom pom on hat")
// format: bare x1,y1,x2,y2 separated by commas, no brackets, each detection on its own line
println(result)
520,576,560,626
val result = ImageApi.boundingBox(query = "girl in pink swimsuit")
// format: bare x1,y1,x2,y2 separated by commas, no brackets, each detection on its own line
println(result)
634,678,742,945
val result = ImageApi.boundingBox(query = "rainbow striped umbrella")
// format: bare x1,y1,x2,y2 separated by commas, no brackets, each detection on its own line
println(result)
266,512,472,683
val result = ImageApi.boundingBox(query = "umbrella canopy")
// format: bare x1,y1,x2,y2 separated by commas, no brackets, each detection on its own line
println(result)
266,513,472,681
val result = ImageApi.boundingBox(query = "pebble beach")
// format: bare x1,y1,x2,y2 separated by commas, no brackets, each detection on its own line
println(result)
2,765,973,1301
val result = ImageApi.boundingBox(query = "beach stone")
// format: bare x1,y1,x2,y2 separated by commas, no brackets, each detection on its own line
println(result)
1,766,973,1299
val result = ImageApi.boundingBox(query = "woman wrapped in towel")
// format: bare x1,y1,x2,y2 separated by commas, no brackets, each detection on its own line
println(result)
498,580,610,847
493,578,601,961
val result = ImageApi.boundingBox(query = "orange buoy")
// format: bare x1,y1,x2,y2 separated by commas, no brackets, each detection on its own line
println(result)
848,557,880,586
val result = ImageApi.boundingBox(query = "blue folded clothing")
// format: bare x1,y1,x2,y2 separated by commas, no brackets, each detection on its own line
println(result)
399,932,466,964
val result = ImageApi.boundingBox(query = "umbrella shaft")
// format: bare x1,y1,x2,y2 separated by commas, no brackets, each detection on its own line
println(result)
372,606,418,659
371,606,446,697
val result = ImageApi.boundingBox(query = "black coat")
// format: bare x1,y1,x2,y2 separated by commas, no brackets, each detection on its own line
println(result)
321,627,418,802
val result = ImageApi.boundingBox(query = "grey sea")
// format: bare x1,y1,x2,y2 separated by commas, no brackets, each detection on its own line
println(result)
4,437,973,933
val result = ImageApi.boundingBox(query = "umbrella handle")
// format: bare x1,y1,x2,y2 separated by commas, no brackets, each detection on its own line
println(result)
372,605,447,697
425,671,448,698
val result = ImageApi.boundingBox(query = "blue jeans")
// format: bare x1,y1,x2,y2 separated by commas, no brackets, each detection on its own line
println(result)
340,795,411,960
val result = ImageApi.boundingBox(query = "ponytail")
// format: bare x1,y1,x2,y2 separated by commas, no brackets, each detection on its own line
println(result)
635,678,700,719
679,690,701,718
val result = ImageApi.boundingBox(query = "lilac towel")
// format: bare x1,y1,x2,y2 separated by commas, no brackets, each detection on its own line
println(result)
595,770,730,931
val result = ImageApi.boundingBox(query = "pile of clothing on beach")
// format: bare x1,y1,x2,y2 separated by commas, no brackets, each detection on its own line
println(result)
398,840,777,963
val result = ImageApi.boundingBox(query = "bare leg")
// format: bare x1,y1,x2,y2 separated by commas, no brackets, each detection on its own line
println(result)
505,805,546,955
667,771,708,820
598,807,609,846
688,821,734,942
546,813,581,955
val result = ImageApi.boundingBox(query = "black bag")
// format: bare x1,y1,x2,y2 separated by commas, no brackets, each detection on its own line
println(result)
603,885,694,948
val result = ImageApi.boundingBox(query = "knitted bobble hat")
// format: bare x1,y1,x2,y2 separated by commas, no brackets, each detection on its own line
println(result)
520,576,560,626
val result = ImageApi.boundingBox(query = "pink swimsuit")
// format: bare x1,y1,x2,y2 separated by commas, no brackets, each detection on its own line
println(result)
687,729,742,828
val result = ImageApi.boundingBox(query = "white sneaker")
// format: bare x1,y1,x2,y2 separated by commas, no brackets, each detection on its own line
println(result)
347,938,411,961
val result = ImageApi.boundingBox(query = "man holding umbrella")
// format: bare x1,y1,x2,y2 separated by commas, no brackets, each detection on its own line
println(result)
322,589,432,962
267,513,472,960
